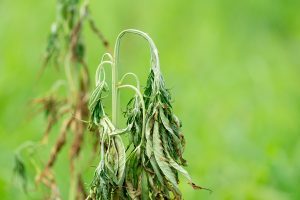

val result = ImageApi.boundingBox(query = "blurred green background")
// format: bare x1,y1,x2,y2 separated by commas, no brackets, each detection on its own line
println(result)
1,0,300,199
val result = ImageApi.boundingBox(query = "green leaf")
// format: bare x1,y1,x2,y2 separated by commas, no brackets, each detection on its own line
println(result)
141,170,149,200
152,120,181,195
149,156,164,185
167,154,192,183
159,107,183,153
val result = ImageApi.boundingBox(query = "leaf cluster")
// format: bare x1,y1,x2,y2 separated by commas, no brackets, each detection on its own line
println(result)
44,0,109,67
87,30,210,200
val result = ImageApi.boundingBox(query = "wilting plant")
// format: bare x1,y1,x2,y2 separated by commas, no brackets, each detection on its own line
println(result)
13,2,210,199
86,29,210,200
14,0,110,199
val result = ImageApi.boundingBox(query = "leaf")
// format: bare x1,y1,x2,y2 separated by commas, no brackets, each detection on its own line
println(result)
141,170,149,200
167,155,191,182
172,114,182,128
89,83,104,111
188,182,212,193
159,107,183,153
159,127,189,180
160,128,210,194
88,82,108,126
114,135,126,185
149,156,164,185
109,126,130,136
99,171,110,199
152,120,181,195
145,116,154,159
126,181,140,200
110,139,119,174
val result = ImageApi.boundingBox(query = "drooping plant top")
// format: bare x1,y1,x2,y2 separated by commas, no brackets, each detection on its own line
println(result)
87,29,210,200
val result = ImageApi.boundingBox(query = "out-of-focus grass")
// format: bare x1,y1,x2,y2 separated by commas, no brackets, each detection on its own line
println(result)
1,0,300,199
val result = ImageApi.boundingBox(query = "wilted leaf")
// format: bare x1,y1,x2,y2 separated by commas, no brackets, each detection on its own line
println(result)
114,135,126,185
152,120,181,195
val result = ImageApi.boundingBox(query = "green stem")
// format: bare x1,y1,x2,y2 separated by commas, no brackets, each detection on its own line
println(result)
95,53,113,85
95,61,112,85
119,72,140,91
112,29,161,127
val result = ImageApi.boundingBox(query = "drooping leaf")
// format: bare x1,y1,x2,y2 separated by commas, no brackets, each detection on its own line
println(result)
114,135,126,185
159,107,183,155
152,120,181,196
145,116,154,159
141,170,149,200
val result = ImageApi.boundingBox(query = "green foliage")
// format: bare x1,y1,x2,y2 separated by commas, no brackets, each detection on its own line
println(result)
86,30,208,200
3,1,300,199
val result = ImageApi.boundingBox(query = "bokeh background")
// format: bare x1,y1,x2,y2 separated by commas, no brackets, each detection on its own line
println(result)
1,0,300,199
